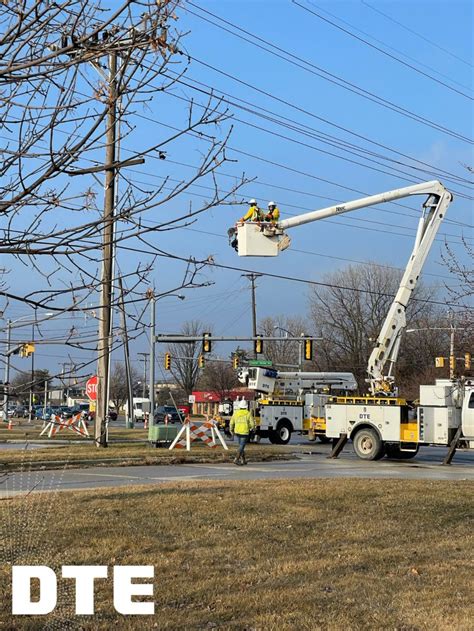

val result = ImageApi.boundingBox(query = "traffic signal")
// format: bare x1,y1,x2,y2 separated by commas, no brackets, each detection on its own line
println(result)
449,355,456,371
198,354,205,369
232,354,240,369
435,356,445,368
254,336,263,355
164,352,171,370
202,332,212,353
465,353,471,370
19,343,35,358
304,338,313,361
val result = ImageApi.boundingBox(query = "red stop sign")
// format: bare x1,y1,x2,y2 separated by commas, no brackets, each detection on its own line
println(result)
86,375,98,401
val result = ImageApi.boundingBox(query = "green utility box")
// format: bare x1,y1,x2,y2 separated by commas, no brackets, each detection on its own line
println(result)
148,423,180,446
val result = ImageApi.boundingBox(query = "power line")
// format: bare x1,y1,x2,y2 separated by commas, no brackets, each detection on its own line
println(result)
298,2,472,92
361,0,473,69
117,243,473,310
185,1,473,144
293,0,473,100
159,84,474,199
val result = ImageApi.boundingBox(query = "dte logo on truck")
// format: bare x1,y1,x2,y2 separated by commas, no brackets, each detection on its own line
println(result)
11,565,154,615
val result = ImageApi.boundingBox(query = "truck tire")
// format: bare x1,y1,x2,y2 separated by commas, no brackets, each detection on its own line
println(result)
352,427,385,460
273,420,292,445
317,435,331,444
385,444,419,459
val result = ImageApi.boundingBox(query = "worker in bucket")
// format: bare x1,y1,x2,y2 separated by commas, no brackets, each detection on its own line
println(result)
240,199,262,222
264,201,280,223
229,399,255,466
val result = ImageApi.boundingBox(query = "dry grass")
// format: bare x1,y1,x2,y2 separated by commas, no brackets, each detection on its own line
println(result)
0,442,291,471
0,422,148,442
0,479,472,630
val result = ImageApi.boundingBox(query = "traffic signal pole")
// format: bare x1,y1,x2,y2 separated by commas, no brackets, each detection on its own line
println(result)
2,320,11,425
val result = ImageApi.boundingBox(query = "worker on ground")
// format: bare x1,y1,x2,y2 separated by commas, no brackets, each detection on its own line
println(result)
229,399,255,466
264,201,280,223
241,199,262,223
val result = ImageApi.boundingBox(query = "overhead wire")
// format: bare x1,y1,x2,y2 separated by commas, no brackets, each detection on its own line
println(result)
293,0,473,100
361,0,473,68
184,1,473,144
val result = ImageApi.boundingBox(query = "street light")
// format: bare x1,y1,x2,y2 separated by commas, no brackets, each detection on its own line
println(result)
273,325,306,370
2,312,54,423
148,292,185,422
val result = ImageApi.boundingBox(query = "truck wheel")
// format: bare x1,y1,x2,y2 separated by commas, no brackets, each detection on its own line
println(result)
352,428,384,460
385,444,419,459
317,435,331,444
273,420,292,445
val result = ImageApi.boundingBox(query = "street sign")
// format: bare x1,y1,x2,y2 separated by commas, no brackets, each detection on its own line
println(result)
188,395,195,404
86,375,98,401
248,360,272,367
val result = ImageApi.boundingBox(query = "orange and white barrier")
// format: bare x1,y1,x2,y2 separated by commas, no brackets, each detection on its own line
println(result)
169,416,228,452
39,412,89,439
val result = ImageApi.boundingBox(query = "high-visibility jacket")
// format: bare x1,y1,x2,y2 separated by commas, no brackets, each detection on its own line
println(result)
265,206,280,222
242,205,261,222
230,409,255,435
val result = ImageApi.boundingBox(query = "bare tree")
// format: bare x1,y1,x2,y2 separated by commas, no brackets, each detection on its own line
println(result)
10,369,50,404
199,360,239,400
0,1,247,441
109,361,138,412
308,262,440,389
259,315,309,368
166,320,208,397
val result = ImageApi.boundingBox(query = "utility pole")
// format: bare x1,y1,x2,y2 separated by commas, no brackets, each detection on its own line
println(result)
118,276,135,429
138,353,148,398
148,289,156,423
96,52,117,448
242,273,262,356
28,321,35,422
3,320,11,424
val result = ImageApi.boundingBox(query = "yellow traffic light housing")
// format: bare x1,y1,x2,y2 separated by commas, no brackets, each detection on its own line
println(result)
164,352,171,370
254,336,263,355
19,343,35,358
449,355,456,371
465,353,471,370
304,338,313,361
202,332,212,353
232,355,240,369
198,354,205,369
435,357,445,368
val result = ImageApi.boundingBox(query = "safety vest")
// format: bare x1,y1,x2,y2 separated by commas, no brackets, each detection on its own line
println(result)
265,206,280,222
230,409,255,435
243,205,261,222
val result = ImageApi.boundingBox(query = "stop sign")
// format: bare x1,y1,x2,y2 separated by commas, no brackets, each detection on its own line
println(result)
86,375,98,401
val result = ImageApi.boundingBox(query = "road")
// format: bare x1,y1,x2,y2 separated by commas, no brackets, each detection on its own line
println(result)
1,445,472,497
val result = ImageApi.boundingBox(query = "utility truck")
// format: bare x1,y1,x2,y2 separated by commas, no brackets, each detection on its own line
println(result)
238,366,357,444
230,180,473,461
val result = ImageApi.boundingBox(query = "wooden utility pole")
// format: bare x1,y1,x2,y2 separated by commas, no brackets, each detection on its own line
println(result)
242,273,262,356
95,52,117,448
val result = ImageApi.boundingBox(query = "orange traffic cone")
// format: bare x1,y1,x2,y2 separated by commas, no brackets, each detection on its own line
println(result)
7,417,13,430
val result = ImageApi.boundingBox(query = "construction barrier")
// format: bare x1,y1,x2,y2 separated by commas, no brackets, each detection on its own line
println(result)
39,412,89,439
169,416,228,451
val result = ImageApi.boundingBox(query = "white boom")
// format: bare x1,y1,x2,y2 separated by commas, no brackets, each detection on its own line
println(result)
230,180,453,394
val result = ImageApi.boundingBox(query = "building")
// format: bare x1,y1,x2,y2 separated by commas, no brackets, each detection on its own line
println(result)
191,389,254,416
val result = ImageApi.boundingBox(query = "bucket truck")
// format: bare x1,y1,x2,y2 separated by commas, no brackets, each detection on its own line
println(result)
229,181,474,461
238,367,357,444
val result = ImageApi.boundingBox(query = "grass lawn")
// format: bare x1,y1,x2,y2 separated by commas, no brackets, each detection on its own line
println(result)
0,479,472,630
0,442,291,471
0,422,148,442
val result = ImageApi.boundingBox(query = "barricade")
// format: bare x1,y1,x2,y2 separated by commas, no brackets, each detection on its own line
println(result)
169,415,228,452
39,412,89,439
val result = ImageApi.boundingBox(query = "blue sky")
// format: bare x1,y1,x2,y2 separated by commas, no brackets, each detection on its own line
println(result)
5,0,473,380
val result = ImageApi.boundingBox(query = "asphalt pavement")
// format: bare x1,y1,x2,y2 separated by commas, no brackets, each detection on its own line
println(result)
1,444,472,497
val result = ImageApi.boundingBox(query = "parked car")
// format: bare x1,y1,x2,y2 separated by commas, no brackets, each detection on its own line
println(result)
108,409,118,421
14,405,28,418
153,405,185,425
